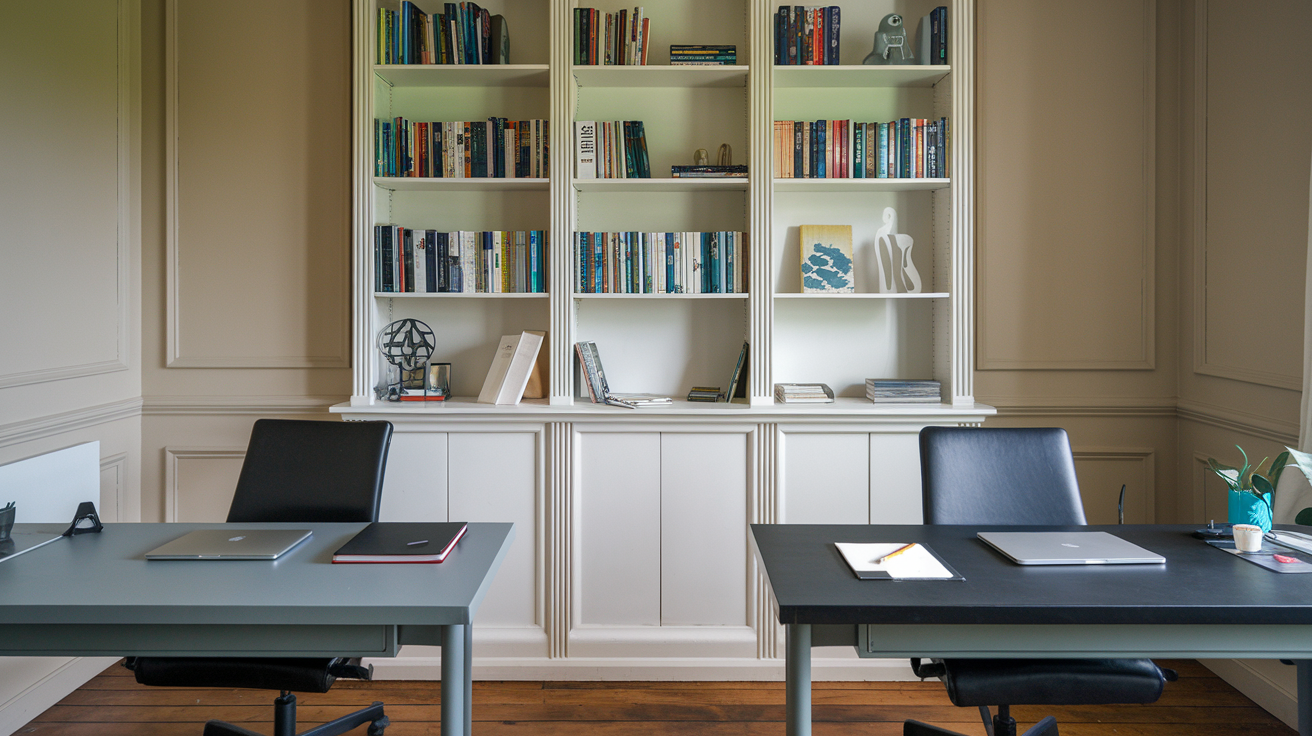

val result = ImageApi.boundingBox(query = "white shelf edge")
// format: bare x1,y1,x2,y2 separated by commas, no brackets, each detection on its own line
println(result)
773,292,949,299
331,397,997,418
372,64,551,88
573,293,750,299
374,292,549,299
573,177,750,192
374,177,550,191
772,64,951,88
773,178,949,192
572,64,749,88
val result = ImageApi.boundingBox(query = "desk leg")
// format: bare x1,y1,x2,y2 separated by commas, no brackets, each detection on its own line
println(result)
464,623,473,736
441,624,466,736
786,624,812,736
1298,660,1312,736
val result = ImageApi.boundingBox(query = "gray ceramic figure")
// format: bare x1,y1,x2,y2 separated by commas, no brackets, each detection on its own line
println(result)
863,14,913,64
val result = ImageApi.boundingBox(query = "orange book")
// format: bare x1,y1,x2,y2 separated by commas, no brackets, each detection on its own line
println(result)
640,17,650,64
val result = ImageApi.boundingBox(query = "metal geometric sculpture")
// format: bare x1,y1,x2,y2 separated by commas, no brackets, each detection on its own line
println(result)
376,319,435,372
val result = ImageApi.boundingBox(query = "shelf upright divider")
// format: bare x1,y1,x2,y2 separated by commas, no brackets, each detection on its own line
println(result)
550,0,576,405
351,0,378,405
748,0,773,406
948,0,976,406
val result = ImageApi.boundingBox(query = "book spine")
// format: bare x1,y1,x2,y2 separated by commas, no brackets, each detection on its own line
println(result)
575,121,596,179
828,6,839,65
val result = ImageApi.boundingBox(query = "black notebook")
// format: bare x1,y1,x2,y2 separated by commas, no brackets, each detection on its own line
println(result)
332,522,468,564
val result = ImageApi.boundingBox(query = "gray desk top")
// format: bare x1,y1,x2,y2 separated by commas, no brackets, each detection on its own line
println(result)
0,522,513,627
751,524,1312,626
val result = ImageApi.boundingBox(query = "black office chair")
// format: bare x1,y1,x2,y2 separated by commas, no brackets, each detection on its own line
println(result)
124,418,395,736
904,426,1176,736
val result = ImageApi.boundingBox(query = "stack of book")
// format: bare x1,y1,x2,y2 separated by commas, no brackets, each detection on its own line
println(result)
687,386,723,402
575,341,671,408
574,231,748,294
574,121,650,178
773,118,949,179
377,2,509,65
574,7,649,65
774,383,834,404
669,45,736,65
376,118,548,179
773,6,840,65
865,379,941,404
374,226,548,294
670,165,748,178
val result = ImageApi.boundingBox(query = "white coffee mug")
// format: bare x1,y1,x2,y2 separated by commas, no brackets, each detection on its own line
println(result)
1233,523,1264,553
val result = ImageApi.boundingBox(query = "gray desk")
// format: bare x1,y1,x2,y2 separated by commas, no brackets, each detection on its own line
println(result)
0,522,514,736
751,523,1312,736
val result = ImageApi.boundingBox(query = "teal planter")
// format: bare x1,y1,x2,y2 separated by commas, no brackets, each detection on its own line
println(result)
1229,490,1273,532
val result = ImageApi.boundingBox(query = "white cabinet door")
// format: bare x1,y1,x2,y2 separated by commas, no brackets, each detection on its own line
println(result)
379,432,448,522
781,432,870,524
576,431,661,626
869,433,924,524
660,432,748,627
449,432,538,629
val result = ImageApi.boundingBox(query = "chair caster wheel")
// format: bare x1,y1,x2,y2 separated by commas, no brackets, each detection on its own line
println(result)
367,716,390,736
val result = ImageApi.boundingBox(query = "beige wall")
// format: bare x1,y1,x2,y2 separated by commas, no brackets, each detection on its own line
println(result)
137,0,354,521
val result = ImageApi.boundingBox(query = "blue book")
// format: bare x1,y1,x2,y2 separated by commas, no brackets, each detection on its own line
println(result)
816,120,826,178
594,232,604,294
665,233,675,294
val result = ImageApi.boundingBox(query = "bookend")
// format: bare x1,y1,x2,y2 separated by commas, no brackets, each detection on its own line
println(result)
62,502,103,537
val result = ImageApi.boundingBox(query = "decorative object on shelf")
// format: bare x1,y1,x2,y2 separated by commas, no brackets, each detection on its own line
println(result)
774,383,834,404
800,225,854,293
773,118,948,179
522,330,549,400
422,360,452,400
864,14,913,65
717,144,732,166
670,45,736,65
725,342,749,403
687,386,723,402
1207,446,1289,533
874,207,921,293
478,332,545,405
694,148,709,166
489,14,510,64
916,7,948,65
774,6,840,65
376,319,436,400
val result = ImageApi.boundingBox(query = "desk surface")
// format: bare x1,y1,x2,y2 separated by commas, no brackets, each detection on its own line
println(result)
751,524,1312,627
0,522,514,627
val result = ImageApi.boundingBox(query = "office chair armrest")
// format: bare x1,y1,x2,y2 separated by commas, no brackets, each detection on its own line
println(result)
910,658,947,679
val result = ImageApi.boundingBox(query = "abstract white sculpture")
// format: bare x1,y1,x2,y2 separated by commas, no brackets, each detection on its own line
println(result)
873,207,922,294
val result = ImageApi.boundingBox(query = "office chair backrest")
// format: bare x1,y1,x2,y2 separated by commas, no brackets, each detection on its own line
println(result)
919,426,1085,525
227,419,393,524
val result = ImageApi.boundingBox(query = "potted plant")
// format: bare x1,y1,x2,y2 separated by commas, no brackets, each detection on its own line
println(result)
1207,447,1289,532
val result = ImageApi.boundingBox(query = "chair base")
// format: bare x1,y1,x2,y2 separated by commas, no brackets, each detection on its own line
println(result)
905,707,1058,736
202,692,388,736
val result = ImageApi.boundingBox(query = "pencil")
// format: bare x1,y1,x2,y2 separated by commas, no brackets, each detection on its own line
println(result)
876,543,917,565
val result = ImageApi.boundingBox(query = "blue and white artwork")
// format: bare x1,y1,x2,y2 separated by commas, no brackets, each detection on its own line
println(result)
800,224,854,293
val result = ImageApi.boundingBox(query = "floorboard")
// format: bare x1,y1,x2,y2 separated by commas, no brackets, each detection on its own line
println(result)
17,660,1294,736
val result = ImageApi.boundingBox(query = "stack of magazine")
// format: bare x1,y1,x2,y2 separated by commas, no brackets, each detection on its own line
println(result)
774,383,834,404
866,379,941,404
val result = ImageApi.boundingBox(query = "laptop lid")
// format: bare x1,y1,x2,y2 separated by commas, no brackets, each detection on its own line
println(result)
977,531,1165,565
145,529,312,560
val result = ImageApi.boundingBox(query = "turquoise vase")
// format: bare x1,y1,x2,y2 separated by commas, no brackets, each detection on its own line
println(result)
1228,490,1273,532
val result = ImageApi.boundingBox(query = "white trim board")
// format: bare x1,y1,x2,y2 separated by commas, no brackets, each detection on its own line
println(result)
0,658,119,736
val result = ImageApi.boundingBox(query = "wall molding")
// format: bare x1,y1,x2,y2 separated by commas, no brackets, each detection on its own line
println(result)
163,446,246,523
977,0,1156,372
163,0,350,370
0,0,136,390
1177,399,1299,445
0,398,143,450
99,452,129,523
988,396,1177,418
1071,446,1156,523
1188,0,1301,391
142,395,343,415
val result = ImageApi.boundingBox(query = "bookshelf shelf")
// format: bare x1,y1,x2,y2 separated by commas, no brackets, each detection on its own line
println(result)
374,177,550,192
772,178,950,192
773,292,950,300
572,65,750,89
772,65,950,89
573,178,749,192
574,293,749,300
375,292,549,299
372,64,550,88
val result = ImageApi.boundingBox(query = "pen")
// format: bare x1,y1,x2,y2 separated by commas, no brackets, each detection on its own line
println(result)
876,543,917,564
407,539,428,546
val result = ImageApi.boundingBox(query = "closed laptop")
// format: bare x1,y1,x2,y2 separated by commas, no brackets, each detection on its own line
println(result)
145,529,312,560
978,531,1165,565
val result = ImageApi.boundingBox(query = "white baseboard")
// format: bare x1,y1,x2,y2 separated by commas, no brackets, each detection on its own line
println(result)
0,657,117,736
1200,659,1298,729
369,656,918,681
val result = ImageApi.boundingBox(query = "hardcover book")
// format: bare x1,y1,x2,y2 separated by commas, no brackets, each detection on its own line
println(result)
799,224,854,293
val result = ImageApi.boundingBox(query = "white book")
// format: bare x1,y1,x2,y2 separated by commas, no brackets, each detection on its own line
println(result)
505,127,517,178
575,121,597,179
493,230,503,293
460,231,476,293
477,332,545,405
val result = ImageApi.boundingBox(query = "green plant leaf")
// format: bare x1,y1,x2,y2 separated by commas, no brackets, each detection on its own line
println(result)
1297,507,1312,526
1208,458,1242,492
1269,451,1291,488
1253,473,1275,499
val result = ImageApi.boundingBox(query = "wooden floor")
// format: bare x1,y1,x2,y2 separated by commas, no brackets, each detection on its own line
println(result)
19,660,1294,736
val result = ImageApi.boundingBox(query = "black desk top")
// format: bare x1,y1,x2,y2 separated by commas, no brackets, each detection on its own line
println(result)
751,524,1312,626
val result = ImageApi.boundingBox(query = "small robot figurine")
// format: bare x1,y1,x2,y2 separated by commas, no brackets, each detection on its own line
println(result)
863,14,913,65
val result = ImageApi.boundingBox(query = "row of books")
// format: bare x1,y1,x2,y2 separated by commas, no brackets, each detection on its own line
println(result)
373,226,548,294
574,231,748,295
377,2,509,65
866,379,941,404
774,6,840,65
670,44,736,66
375,118,549,179
574,7,650,65
574,121,651,179
772,118,950,179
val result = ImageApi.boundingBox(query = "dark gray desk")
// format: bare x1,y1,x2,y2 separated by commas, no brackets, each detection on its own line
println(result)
0,522,514,736
751,523,1312,736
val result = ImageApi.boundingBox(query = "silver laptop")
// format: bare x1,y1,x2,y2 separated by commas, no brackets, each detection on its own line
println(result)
977,531,1165,565
145,529,312,560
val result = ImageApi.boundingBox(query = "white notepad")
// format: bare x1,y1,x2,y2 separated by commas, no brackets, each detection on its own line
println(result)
835,542,958,580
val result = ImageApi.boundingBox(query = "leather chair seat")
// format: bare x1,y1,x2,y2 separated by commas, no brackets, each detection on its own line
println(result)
937,658,1170,707
130,657,369,694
